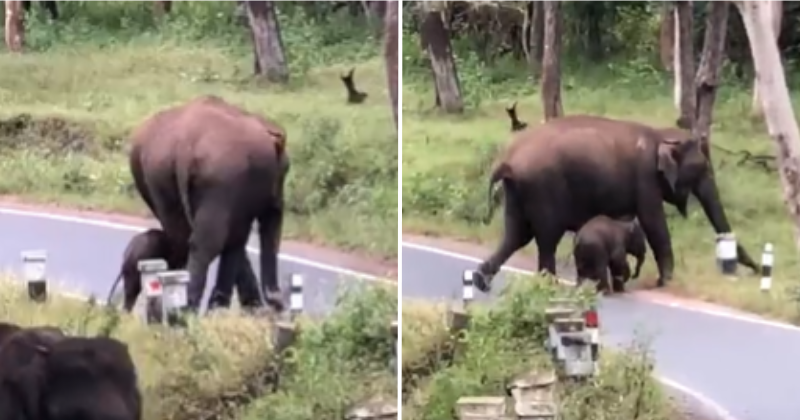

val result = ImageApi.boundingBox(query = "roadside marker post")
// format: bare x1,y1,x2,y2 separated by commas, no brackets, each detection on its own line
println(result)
506,370,558,420
21,250,47,303
716,232,738,278
138,259,168,325
157,270,190,328
455,396,507,420
273,273,304,354
545,298,600,379
288,273,304,321
345,398,398,420
760,243,774,292
448,270,475,332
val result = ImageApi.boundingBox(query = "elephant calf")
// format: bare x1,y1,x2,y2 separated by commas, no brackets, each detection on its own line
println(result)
573,215,647,294
106,228,172,312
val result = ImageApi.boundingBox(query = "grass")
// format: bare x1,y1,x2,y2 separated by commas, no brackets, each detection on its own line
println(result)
400,275,676,420
0,275,397,420
401,26,800,322
0,1,397,261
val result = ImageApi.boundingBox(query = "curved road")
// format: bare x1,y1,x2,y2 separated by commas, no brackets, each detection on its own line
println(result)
0,207,390,317
403,241,800,420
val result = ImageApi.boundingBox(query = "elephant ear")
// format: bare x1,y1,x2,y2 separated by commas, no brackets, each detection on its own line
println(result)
657,141,679,193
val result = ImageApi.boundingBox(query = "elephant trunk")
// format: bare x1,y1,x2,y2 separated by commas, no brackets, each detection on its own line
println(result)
693,175,760,273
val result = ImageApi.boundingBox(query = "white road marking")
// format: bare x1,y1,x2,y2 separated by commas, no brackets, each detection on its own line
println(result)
402,240,741,420
0,207,395,286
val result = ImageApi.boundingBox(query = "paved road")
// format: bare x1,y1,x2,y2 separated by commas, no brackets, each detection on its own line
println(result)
403,241,800,420
0,207,386,317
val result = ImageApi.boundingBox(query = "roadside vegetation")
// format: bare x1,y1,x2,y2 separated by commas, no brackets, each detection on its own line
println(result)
0,276,397,420
401,276,676,420
0,1,397,260
401,1,800,323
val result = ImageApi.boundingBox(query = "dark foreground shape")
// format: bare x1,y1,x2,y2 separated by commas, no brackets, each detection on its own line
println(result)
476,114,758,293
129,95,290,313
341,67,368,104
573,215,647,294
0,327,142,420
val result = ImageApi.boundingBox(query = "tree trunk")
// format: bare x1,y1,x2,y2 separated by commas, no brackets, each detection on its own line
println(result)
420,3,464,114
750,0,782,120
5,1,23,53
246,1,289,83
541,0,563,121
693,2,729,160
383,0,398,128
660,3,676,72
154,1,172,17
524,1,545,79
736,0,800,251
363,1,386,36
674,1,696,129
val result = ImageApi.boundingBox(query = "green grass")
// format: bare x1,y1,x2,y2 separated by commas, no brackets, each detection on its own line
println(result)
402,56,800,323
401,276,675,420
0,1,397,260
0,276,397,420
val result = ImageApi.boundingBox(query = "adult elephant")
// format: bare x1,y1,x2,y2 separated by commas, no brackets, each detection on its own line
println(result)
474,114,758,292
129,95,289,312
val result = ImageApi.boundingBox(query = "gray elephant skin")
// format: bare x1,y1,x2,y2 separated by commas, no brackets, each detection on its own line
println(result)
105,228,172,312
129,95,290,312
0,325,141,420
475,114,758,292
573,215,646,293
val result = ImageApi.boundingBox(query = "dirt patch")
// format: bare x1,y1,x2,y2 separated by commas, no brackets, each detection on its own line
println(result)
0,196,397,281
0,114,120,156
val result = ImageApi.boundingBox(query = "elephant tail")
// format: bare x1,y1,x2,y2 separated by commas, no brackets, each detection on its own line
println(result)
106,272,124,307
483,162,512,225
176,158,196,230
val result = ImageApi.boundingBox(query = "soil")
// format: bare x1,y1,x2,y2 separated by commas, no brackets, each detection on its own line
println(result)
0,196,397,281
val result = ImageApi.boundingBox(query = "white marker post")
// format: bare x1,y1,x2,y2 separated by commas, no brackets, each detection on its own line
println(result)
138,259,167,325
760,243,774,292
716,232,738,278
158,270,190,327
289,274,304,321
21,250,47,302
462,270,474,308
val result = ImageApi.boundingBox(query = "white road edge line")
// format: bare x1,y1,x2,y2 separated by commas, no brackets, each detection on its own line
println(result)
402,241,739,420
0,207,395,286
402,241,800,332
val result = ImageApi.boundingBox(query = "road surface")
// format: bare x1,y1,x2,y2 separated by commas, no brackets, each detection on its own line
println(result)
0,207,388,317
403,241,800,420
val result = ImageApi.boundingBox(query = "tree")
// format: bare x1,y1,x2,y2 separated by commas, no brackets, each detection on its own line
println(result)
673,1,695,128
750,0,782,120
693,1,729,159
384,0,398,128
524,1,545,79
659,2,676,72
4,0,23,53
541,0,563,121
420,1,464,114
246,1,289,83
736,0,800,249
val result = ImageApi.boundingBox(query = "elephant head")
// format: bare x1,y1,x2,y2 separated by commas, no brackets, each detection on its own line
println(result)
106,229,175,312
654,127,759,273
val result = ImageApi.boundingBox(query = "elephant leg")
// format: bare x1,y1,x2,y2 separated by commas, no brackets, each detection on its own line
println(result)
594,260,611,294
208,246,263,311
476,185,532,292
637,193,674,287
123,277,141,313
234,257,264,309
534,228,564,277
185,205,231,311
258,205,285,312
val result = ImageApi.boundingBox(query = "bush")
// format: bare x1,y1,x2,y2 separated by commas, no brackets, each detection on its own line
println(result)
401,275,674,420
0,276,397,420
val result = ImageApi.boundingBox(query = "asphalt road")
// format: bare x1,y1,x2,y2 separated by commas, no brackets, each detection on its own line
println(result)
403,241,800,420
0,207,383,317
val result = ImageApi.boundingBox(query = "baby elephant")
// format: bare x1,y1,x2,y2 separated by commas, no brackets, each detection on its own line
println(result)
106,228,172,312
573,215,646,294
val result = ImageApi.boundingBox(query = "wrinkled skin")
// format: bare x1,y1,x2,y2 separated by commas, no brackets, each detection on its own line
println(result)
476,114,759,292
0,329,141,420
573,215,647,294
129,95,289,313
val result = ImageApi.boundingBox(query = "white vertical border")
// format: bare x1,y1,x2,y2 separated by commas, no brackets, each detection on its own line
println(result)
395,0,404,415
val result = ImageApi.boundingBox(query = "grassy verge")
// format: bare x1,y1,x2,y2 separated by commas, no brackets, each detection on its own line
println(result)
0,2,397,260
400,276,675,420
0,276,397,420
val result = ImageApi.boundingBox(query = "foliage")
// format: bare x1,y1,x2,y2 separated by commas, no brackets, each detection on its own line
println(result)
401,275,674,420
0,276,396,420
0,1,396,259
402,0,800,323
